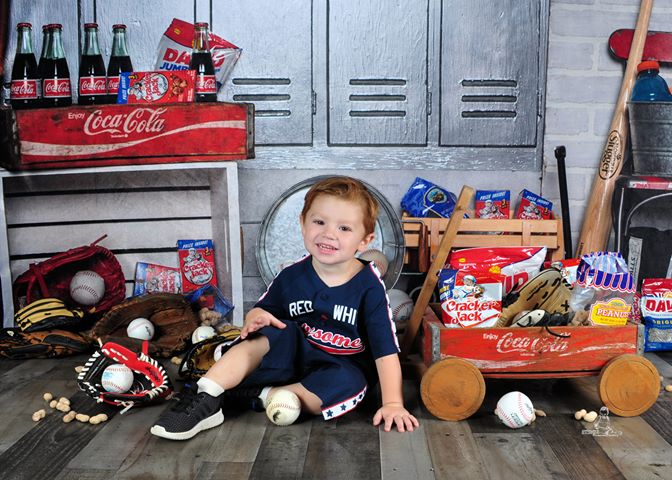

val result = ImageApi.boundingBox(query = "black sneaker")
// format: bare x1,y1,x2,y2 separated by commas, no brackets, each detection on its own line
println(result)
150,385,224,440
223,386,265,412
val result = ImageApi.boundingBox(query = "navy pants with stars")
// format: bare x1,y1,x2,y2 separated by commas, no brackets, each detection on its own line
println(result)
239,321,369,420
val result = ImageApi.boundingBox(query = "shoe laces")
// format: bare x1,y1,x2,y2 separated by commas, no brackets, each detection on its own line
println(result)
170,387,199,414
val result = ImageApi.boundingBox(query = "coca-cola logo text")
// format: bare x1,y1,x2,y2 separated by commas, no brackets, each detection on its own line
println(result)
79,76,107,95
494,332,569,355
10,80,38,99
43,79,71,97
196,75,216,93
83,107,167,137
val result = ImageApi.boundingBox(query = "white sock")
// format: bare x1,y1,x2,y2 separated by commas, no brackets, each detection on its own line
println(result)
197,377,225,397
259,386,273,408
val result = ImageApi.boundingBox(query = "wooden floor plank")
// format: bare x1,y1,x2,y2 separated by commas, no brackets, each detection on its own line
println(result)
302,407,381,480
64,401,171,470
55,468,118,480
380,380,435,480
424,418,488,479
195,461,253,480
203,409,268,463
248,418,311,480
0,391,115,480
474,432,569,479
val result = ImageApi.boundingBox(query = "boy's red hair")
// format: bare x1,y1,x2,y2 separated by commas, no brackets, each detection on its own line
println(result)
301,177,379,235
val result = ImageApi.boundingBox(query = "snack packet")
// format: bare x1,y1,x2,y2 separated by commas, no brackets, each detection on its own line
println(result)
133,262,182,295
438,269,503,328
475,190,510,219
515,189,553,220
569,252,635,326
640,278,672,351
118,70,195,104
155,18,242,91
177,239,218,293
543,258,581,287
401,177,457,218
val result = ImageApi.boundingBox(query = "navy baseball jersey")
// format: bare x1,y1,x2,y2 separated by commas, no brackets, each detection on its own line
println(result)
255,255,399,364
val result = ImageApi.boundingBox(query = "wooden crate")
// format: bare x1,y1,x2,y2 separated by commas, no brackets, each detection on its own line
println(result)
403,216,565,271
0,102,254,171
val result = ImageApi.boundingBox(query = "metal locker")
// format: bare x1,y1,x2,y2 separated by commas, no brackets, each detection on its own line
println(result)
440,0,541,147
213,0,313,146
328,0,428,145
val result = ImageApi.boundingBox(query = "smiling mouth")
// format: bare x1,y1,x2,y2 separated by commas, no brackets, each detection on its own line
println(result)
317,243,337,251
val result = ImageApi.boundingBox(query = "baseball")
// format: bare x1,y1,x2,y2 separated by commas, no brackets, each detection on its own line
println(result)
192,325,216,344
266,389,301,426
495,391,535,429
101,363,134,393
70,270,105,306
127,317,155,341
359,249,389,277
387,289,414,323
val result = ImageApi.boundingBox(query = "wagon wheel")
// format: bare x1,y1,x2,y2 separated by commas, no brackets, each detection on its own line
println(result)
598,354,660,417
420,357,485,421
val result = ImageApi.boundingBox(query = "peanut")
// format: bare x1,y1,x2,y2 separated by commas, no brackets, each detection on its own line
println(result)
56,402,71,413
49,400,58,409
32,409,46,421
665,384,672,392
89,417,101,425
62,411,76,423
43,392,53,402
74,365,84,373
75,413,90,423
170,356,182,365
534,409,547,417
58,397,70,405
583,411,598,423
574,409,587,420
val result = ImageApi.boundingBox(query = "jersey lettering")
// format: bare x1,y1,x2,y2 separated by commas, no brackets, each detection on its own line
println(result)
333,305,358,325
288,300,313,317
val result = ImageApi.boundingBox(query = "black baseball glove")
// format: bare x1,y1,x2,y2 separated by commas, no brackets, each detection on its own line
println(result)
77,341,173,412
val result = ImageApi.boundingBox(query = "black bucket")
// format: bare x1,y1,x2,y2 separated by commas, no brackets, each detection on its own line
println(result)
629,101,672,175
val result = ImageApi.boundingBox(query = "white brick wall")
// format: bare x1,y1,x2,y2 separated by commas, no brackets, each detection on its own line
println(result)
542,0,672,252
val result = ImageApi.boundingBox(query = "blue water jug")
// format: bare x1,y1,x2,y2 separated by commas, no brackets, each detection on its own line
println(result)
631,60,672,102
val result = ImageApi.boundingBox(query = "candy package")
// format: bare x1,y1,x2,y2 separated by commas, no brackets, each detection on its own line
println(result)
569,252,635,326
177,239,218,293
475,190,510,219
401,177,457,218
117,70,195,104
640,278,672,351
515,189,553,220
438,269,503,328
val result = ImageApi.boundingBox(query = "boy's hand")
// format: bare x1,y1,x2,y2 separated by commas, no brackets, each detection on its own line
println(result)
241,308,286,339
373,403,419,433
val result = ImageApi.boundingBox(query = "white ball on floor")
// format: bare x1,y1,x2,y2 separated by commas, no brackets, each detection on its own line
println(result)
70,270,105,306
387,289,414,322
127,317,155,340
101,363,134,393
192,325,216,344
359,249,389,277
495,391,535,428
266,389,301,426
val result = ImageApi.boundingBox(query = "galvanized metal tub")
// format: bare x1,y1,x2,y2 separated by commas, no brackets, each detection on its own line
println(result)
629,101,672,175
256,176,405,290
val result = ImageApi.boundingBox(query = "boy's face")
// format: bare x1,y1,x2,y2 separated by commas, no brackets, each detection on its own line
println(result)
300,194,374,267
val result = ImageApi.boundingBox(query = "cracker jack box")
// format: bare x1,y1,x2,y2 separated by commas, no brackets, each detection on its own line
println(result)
475,190,510,219
515,189,553,220
640,278,672,351
155,18,242,91
177,239,218,293
438,269,503,328
133,262,182,296
569,252,635,327
117,70,195,104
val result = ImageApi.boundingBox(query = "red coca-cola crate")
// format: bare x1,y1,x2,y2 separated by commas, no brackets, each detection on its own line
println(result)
0,102,254,170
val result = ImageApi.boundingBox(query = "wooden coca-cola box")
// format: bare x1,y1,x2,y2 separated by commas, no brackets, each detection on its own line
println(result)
0,102,254,170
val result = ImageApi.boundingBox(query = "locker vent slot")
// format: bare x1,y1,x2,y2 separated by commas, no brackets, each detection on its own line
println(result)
231,78,292,117
348,78,407,118
460,79,518,118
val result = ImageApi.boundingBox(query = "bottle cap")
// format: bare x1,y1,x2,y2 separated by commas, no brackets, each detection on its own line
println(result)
195,22,209,28
17,22,32,29
112,24,127,29
84,23,99,29
52,24,63,29
637,60,660,73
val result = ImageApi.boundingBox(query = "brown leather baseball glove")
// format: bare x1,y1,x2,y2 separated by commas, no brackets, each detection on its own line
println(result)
90,293,199,358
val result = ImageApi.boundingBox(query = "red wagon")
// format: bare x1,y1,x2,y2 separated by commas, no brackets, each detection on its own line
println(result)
400,186,661,421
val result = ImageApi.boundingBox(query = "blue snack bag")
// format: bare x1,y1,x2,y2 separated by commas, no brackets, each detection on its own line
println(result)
401,177,457,218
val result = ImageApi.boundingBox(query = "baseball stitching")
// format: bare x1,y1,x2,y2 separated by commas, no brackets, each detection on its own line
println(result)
496,407,517,428
269,402,300,411
73,284,101,302
103,381,126,392
517,393,533,423
393,300,413,320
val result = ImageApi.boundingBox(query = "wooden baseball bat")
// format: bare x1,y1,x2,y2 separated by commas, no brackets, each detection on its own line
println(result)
575,0,653,257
